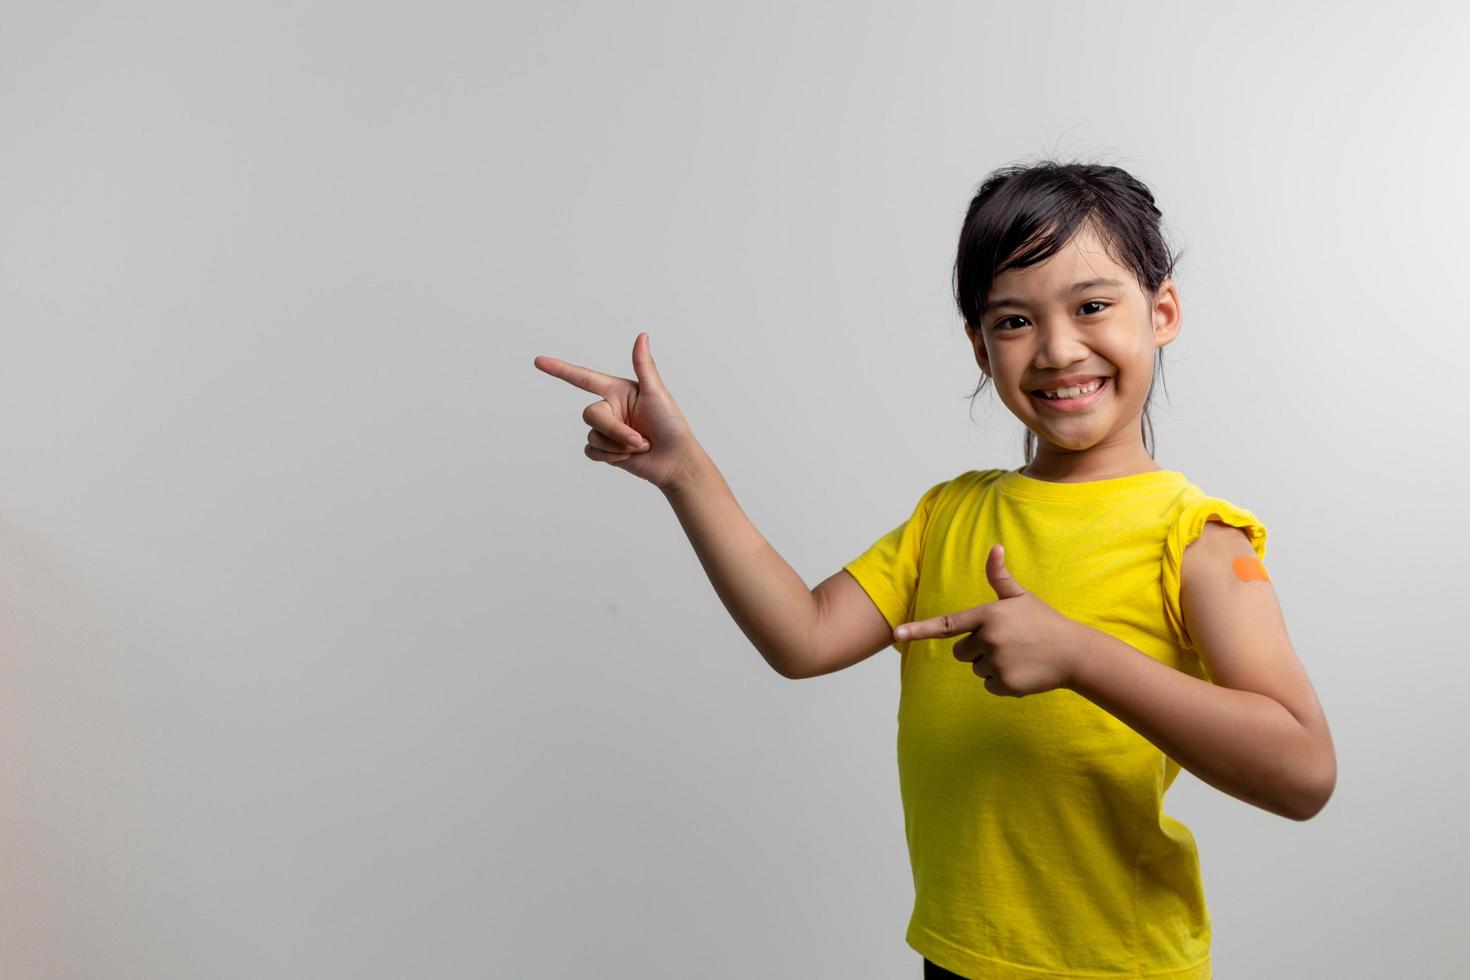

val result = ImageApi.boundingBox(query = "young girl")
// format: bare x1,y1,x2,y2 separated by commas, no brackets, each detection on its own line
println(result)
533,160,1336,979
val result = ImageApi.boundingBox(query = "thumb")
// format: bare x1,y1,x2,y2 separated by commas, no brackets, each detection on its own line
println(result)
631,332,668,393
986,544,1027,599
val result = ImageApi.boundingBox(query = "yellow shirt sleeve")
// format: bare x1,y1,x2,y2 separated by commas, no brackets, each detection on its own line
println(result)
842,478,951,629
1161,495,1268,651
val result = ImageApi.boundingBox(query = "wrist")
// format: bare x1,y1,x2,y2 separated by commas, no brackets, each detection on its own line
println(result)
659,446,715,498
1065,623,1101,692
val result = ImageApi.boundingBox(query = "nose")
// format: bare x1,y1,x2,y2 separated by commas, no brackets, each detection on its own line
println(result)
1031,318,1093,371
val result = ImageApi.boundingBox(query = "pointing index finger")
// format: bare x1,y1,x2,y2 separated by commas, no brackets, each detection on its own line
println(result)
894,609,977,642
533,355,623,397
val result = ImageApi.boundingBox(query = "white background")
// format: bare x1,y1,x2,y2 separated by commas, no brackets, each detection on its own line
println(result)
2,1,1466,976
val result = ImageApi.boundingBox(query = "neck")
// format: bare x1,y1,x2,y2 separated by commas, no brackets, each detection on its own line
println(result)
1020,441,1160,484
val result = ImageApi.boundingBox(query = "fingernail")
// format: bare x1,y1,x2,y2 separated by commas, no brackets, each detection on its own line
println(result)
895,627,909,640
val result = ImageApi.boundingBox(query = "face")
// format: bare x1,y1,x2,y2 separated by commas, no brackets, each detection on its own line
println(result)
964,222,1181,472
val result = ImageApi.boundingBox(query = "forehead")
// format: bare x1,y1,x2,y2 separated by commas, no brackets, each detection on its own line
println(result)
988,224,1131,298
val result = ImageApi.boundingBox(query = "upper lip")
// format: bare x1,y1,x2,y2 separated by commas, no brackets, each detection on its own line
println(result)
1031,374,1109,392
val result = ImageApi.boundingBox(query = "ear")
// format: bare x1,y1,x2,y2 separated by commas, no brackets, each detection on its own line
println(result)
965,322,991,377
1152,278,1182,349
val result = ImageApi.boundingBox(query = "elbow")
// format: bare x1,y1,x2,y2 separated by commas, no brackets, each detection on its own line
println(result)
1289,785,1333,822
1288,756,1337,822
770,651,809,681
779,659,817,681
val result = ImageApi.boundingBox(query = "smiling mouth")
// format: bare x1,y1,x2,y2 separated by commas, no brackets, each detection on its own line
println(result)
1028,376,1110,409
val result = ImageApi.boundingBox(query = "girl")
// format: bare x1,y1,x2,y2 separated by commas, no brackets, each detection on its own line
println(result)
533,160,1336,979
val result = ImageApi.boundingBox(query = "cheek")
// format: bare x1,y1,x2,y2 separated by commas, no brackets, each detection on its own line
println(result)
1114,329,1158,373
1113,354,1156,400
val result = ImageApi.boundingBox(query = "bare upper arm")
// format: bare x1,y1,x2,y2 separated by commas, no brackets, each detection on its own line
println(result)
1180,520,1335,780
787,569,895,679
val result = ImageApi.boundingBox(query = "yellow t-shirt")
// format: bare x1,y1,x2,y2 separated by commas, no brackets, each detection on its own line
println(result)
843,466,1267,979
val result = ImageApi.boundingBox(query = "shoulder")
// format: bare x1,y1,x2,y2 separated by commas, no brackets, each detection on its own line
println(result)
1181,518,1261,587
1159,487,1269,651
944,468,1007,495
917,468,1003,506
895,469,1007,542
1165,487,1269,565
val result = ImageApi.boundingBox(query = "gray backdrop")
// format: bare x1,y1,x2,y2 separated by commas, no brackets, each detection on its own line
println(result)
2,1,1466,977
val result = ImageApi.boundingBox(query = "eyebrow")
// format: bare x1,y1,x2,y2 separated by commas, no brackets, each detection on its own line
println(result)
987,277,1125,312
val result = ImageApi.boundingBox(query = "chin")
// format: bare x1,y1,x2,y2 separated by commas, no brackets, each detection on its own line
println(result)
1031,429,1104,452
1044,439,1099,453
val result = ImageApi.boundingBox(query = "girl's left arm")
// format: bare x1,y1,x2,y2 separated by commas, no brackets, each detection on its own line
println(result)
1068,520,1337,820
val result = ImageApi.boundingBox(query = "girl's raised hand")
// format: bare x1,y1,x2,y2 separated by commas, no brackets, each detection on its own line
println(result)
533,332,701,492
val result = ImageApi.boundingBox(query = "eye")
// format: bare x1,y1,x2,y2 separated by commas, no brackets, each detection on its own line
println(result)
992,301,1111,332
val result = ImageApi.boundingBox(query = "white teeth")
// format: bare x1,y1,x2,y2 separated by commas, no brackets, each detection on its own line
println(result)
1038,378,1104,400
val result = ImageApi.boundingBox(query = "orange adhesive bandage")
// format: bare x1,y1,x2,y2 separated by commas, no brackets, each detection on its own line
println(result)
1232,555,1271,582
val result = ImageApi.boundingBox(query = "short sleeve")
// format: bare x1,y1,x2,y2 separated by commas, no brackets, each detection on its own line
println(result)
1161,495,1269,651
842,478,949,630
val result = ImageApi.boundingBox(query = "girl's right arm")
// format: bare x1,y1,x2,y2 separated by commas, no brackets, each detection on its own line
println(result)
534,333,893,679
662,446,893,679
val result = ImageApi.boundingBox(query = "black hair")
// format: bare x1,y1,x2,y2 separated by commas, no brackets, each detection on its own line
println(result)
953,159,1184,465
